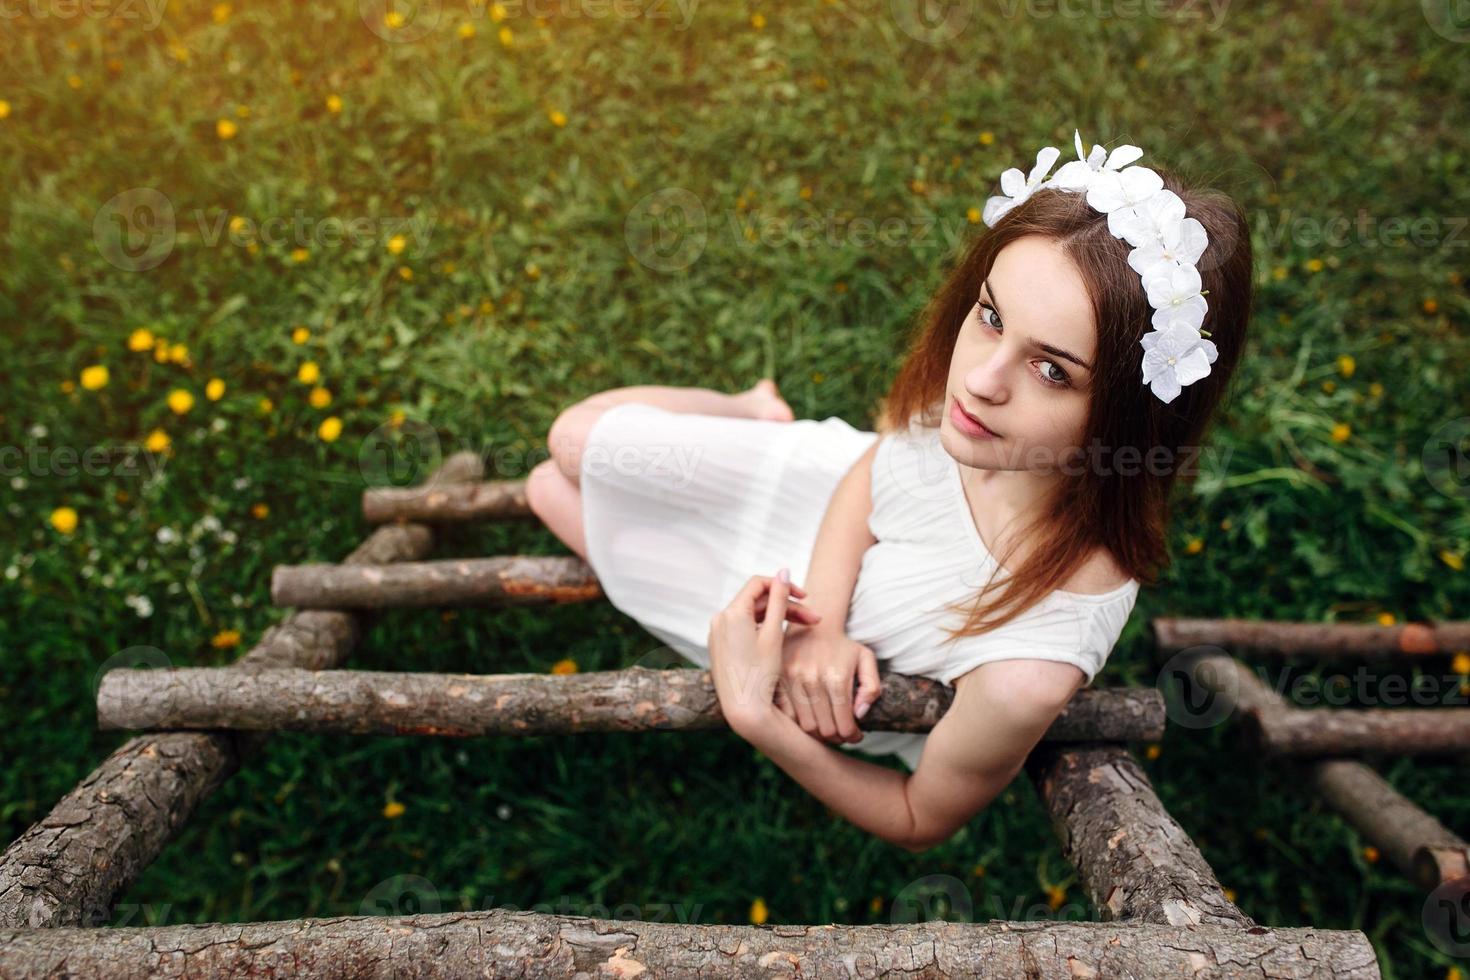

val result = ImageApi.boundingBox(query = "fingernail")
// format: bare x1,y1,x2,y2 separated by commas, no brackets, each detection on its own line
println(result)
855,701,870,719
777,567,790,583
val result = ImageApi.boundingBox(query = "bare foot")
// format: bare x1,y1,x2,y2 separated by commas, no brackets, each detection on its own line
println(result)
736,378,796,422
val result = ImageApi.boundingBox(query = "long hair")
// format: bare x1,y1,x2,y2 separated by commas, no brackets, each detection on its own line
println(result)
873,168,1254,639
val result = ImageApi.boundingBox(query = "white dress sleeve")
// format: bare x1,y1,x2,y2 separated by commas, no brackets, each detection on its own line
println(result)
932,590,1136,687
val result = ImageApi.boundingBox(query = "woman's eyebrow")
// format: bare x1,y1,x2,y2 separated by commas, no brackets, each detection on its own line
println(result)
982,280,1093,372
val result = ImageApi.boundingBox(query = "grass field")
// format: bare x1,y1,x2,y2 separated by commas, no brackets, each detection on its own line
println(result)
2,0,1468,974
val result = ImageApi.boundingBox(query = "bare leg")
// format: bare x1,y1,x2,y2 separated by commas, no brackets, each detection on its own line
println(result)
526,378,795,559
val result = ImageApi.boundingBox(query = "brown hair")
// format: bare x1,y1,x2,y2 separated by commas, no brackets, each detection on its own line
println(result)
873,169,1254,639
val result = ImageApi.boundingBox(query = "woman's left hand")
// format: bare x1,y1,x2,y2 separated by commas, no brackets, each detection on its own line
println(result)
707,568,801,736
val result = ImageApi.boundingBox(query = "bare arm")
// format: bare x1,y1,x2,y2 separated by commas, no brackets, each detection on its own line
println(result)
733,656,1085,851
793,436,881,628
777,436,884,742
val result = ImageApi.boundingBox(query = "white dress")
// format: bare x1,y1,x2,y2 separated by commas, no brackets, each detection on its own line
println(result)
578,402,1141,771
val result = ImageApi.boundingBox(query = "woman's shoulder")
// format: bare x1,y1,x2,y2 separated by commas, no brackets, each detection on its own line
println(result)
1059,548,1137,598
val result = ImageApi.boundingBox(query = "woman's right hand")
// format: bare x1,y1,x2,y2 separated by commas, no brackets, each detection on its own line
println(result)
775,623,882,744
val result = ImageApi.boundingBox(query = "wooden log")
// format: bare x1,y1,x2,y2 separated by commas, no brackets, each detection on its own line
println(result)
96,666,1166,742
1242,706,1470,757
0,452,483,930
362,477,530,524
271,555,600,608
1153,617,1470,658
0,909,1382,978
1026,743,1253,928
1184,652,1470,890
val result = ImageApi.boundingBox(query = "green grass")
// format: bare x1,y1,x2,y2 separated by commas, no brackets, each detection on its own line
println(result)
2,0,1469,974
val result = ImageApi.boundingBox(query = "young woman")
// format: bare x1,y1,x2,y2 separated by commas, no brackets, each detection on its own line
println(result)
527,132,1253,852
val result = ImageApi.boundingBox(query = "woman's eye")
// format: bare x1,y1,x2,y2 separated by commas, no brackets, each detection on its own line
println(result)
976,300,1071,389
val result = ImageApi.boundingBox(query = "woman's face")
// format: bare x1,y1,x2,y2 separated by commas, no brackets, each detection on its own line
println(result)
940,234,1097,473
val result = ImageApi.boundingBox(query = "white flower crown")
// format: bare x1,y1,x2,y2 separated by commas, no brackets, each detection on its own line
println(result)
982,130,1217,405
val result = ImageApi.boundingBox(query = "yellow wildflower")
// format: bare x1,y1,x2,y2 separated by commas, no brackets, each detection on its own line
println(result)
229,215,247,235
145,429,171,453
325,94,343,114
1377,611,1395,626
211,629,242,649
290,247,310,263
1145,742,1161,760
1271,265,1287,281
398,265,413,281
1423,298,1439,315
966,206,981,224
318,416,343,442
1336,354,1355,377
749,897,768,925
1362,845,1379,863
978,131,994,145
750,12,766,28
498,25,513,46
258,397,274,414
297,361,321,384
525,262,541,279
1450,651,1470,675
388,409,406,428
1304,258,1323,273
50,506,79,535
1321,380,1336,394
205,378,225,401
216,118,238,140
1330,422,1350,443
309,386,332,408
1185,537,1204,555
292,326,310,344
386,234,407,256
489,1,506,20
212,2,230,23
458,21,476,38
1223,887,1236,903
0,100,11,120
80,365,109,390
67,74,83,90
548,108,567,127
1368,382,1384,398
384,9,404,28
60,380,75,393
127,327,155,351
251,502,270,519
1441,550,1464,572
1046,885,1066,910
168,342,188,364
550,658,578,674
167,389,195,414
383,800,406,819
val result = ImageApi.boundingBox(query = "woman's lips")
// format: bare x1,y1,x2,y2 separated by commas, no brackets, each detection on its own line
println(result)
950,396,999,439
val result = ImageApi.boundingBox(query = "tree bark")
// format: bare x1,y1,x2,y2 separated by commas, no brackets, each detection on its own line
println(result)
1026,743,1253,928
0,452,483,930
271,555,601,608
1183,651,1470,889
97,666,1166,742
1242,706,1470,757
362,477,531,524
1153,617,1469,658
0,910,1381,978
